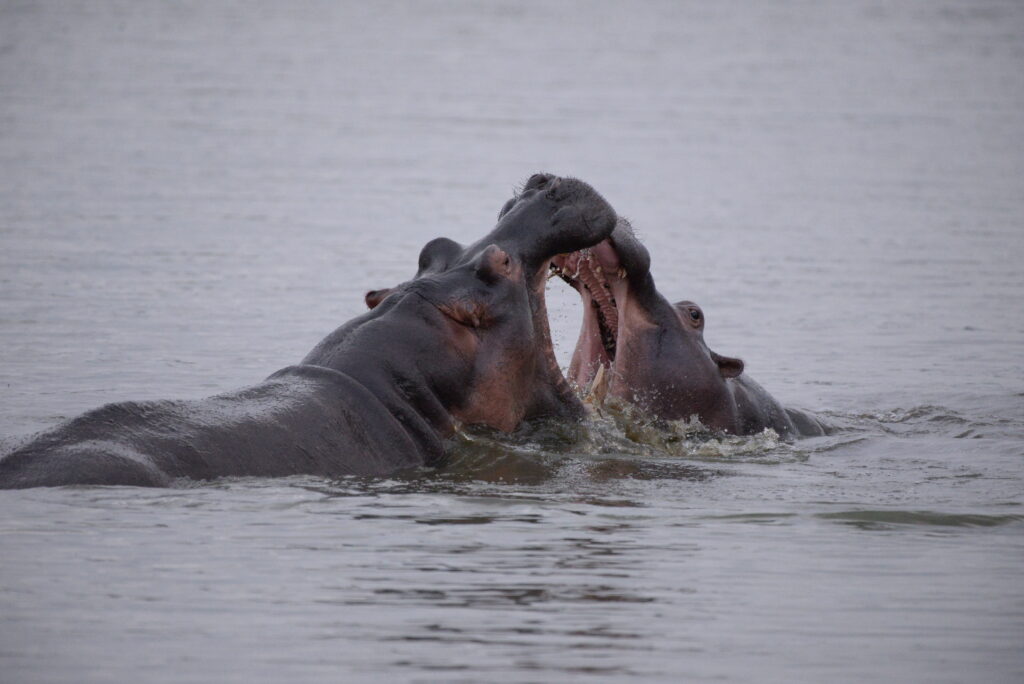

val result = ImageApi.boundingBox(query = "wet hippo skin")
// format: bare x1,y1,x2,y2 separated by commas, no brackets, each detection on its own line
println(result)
0,174,617,488
553,218,826,438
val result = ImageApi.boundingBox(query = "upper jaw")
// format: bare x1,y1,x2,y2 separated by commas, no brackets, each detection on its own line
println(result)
551,237,631,387
466,174,618,274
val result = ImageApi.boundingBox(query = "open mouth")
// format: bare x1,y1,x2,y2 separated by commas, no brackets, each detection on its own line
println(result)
549,239,628,388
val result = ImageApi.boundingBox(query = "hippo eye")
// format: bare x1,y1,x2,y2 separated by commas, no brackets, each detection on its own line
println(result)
689,309,702,322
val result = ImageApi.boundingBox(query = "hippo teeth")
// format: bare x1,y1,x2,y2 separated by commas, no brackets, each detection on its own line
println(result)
572,249,589,279
578,252,618,359
555,243,625,365
585,363,610,406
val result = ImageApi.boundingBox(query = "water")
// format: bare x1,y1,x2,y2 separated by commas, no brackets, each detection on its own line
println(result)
1,1,1022,681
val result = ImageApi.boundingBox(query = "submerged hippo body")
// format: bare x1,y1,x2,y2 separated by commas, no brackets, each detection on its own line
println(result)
0,174,617,488
0,365,438,488
553,219,825,438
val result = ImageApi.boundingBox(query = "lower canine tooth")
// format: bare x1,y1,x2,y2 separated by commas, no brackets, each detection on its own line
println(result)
586,364,610,405
617,267,627,279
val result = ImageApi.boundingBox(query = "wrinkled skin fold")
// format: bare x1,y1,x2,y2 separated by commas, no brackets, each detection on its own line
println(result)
0,174,617,488
554,218,826,438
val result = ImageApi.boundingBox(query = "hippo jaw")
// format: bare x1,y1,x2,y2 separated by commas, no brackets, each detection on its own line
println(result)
552,240,625,385
551,217,653,395
554,219,748,428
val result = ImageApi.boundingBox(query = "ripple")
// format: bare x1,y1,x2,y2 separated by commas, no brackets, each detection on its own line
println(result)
364,583,658,608
817,509,1024,530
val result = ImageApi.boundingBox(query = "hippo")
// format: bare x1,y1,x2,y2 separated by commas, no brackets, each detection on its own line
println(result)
551,218,826,438
364,173,606,417
0,174,617,488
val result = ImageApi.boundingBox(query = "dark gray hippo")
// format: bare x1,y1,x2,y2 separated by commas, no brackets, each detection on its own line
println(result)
0,174,617,488
551,218,826,438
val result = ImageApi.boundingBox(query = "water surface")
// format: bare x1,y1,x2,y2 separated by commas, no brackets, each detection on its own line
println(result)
1,1,1022,682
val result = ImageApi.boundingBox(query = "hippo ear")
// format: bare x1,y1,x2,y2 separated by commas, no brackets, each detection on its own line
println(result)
710,351,744,378
365,288,394,310
416,237,464,277
497,196,517,219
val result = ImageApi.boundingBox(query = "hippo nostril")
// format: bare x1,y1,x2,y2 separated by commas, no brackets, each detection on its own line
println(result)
525,173,553,190
544,177,564,201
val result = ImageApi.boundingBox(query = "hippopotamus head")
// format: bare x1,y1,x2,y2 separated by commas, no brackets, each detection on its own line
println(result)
355,173,618,431
552,218,745,430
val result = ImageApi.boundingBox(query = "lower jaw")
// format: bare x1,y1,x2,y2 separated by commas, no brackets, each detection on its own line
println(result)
531,279,587,418
548,250,627,407
569,327,617,392
571,350,612,389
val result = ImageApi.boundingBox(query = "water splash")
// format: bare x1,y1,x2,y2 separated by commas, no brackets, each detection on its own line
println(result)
436,397,800,485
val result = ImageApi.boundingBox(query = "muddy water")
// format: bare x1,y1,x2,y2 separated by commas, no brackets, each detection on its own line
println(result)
1,1,1022,682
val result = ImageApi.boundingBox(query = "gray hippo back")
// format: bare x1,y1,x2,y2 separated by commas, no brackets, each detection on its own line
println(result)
0,174,618,488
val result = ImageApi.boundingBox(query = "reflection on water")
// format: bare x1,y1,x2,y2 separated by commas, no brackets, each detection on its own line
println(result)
2,0,1023,682
817,510,1024,530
